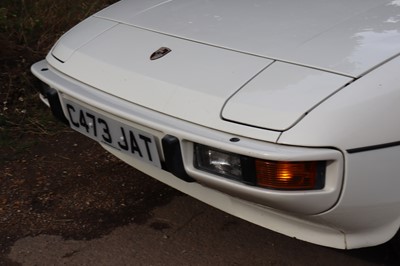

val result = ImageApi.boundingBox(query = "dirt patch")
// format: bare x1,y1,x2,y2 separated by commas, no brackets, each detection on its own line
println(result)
0,1,177,264
0,124,180,262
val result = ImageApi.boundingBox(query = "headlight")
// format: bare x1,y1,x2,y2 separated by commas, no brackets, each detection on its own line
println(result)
194,143,325,190
194,144,243,179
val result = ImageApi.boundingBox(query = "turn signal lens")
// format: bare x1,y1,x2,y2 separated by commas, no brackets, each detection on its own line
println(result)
255,160,321,190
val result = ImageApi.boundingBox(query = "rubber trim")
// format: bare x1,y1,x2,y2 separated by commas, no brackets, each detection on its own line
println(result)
46,89,70,126
347,141,400,154
162,135,195,182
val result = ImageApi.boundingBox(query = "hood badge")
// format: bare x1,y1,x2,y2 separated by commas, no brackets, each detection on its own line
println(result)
150,47,172,60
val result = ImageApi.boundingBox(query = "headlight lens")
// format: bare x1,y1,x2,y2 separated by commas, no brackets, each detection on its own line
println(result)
194,143,325,190
194,144,243,179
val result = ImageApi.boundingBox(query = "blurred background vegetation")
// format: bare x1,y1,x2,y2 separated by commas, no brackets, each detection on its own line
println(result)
0,0,117,148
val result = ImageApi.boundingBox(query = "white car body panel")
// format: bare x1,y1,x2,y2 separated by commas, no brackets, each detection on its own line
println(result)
222,62,352,130
279,56,400,150
51,17,118,62
31,0,400,249
96,0,400,77
49,23,279,140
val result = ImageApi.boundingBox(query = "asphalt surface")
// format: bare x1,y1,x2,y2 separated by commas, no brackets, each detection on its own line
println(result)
7,191,400,265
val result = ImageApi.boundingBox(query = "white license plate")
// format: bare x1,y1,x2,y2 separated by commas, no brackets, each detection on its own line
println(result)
62,98,161,168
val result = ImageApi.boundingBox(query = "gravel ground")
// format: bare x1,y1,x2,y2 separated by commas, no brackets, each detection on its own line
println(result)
0,129,179,264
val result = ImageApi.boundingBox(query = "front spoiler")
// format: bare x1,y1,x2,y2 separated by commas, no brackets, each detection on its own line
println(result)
31,59,354,248
31,59,344,215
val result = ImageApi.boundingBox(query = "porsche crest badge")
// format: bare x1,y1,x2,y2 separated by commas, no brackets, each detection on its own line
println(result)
150,47,172,60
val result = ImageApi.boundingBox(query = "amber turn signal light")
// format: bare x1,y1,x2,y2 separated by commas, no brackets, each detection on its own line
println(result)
255,160,321,190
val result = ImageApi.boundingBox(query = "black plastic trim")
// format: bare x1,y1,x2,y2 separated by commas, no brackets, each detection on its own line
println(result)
240,157,257,186
162,135,195,182
347,141,400,154
46,88,70,126
51,53,65,63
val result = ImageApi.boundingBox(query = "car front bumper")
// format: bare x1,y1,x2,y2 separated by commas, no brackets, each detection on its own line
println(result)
32,59,354,248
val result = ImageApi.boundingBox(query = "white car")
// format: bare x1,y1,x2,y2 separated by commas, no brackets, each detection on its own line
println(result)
32,0,400,249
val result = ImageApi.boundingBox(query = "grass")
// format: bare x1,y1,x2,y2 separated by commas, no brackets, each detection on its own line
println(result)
0,0,117,149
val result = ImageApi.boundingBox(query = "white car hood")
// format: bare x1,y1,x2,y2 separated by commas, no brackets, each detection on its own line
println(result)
48,0,399,133
95,0,400,77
